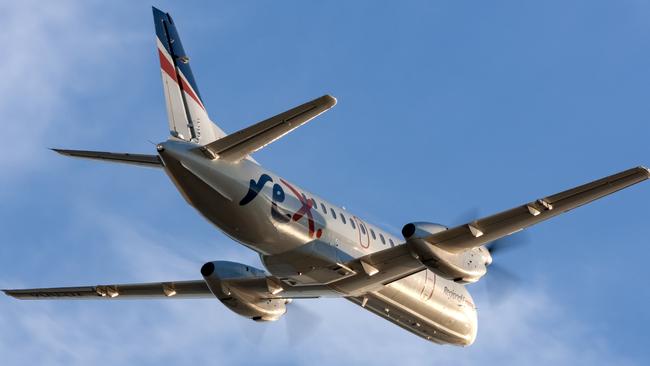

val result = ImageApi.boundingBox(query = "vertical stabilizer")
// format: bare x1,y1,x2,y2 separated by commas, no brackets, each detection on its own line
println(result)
152,7,226,143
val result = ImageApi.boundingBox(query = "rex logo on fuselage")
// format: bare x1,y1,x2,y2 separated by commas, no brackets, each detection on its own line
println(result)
239,174,322,238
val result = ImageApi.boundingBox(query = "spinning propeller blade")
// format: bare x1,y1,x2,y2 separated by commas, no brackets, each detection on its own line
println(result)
454,207,528,305
284,300,323,344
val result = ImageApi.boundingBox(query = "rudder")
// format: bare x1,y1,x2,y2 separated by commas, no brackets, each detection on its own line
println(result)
152,7,225,143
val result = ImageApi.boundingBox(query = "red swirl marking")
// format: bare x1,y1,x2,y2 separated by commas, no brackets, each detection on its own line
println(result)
158,47,205,111
280,179,317,238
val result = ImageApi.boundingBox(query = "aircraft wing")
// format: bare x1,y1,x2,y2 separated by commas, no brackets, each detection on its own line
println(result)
414,166,650,253
3,278,336,301
307,166,650,296
3,281,211,300
197,95,336,162
3,246,422,300
329,244,424,296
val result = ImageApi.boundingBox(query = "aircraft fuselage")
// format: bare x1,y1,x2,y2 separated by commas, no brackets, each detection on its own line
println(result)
157,139,478,345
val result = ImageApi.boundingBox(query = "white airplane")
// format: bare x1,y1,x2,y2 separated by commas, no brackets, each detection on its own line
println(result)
4,7,649,346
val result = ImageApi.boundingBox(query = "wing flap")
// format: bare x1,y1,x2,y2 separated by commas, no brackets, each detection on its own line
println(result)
53,149,162,168
423,166,650,253
197,95,336,162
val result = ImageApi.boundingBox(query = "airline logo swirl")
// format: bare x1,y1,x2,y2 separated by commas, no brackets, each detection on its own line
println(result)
240,174,323,238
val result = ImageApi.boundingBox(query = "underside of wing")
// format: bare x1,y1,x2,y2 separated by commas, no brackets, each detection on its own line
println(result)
329,244,424,296
408,166,650,253
3,278,337,301
197,95,336,162
263,242,425,297
3,280,210,300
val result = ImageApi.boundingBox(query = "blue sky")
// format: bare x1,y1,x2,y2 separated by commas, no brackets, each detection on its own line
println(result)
1,0,649,364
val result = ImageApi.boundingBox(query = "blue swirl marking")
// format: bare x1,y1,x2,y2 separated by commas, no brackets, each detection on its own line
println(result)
239,174,274,205
240,174,291,224
271,202,291,223
272,183,285,203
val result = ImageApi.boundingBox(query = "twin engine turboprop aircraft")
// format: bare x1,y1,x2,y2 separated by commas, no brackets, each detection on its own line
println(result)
4,7,649,346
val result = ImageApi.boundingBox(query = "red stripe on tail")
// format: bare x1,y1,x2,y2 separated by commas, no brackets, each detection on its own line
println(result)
158,48,205,111
158,49,177,80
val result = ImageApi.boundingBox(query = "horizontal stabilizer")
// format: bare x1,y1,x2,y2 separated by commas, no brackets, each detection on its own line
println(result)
53,149,162,168
197,95,337,162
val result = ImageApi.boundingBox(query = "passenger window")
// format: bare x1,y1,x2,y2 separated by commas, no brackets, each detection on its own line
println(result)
311,199,317,211
331,209,337,219
380,234,386,245
350,219,356,229
360,224,367,235
321,203,327,214
389,238,395,247
370,229,376,240
340,214,347,224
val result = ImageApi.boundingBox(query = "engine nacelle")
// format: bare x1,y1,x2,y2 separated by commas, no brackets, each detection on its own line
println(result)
201,261,287,321
402,222,490,284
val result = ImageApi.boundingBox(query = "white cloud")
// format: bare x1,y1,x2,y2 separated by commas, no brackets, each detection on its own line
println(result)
0,1,139,175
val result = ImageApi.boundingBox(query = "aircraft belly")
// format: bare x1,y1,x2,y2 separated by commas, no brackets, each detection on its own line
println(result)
348,270,477,346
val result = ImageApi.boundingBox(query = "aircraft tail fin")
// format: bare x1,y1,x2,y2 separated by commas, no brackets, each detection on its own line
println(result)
152,7,226,144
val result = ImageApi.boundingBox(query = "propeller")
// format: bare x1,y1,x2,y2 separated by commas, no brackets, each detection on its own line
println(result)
483,231,529,306
453,208,529,305
237,300,322,345
283,300,323,345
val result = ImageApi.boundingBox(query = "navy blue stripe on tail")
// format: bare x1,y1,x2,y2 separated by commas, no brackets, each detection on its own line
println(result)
152,6,203,104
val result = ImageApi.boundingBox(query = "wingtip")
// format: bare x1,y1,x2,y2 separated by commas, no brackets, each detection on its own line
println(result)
641,166,650,177
323,94,337,107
